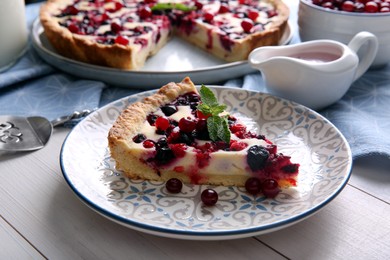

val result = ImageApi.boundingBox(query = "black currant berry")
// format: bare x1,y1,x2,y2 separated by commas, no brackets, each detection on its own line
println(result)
161,105,178,116
247,145,269,171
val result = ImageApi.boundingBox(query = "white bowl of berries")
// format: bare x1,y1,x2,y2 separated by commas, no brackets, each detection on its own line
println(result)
298,0,390,68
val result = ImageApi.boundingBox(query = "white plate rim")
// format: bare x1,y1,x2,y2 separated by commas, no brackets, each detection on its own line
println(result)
60,86,352,240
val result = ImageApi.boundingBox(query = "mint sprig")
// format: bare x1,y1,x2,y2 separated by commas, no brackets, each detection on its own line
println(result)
151,3,196,12
197,85,231,144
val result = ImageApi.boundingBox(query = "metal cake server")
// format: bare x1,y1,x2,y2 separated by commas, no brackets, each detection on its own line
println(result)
0,110,92,152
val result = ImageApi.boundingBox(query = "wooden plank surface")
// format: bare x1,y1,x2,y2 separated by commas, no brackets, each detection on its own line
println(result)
349,156,390,202
1,128,389,259
0,129,284,259
258,185,390,260
0,216,44,259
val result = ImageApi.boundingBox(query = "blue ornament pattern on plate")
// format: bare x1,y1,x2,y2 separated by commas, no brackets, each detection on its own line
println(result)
60,87,352,240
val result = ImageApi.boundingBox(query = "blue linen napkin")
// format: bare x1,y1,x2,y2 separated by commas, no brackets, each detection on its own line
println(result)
0,2,389,159
0,3,105,120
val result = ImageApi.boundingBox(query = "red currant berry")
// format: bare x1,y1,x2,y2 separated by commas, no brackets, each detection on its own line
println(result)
245,177,262,195
173,166,185,172
354,2,365,12
194,1,203,10
93,13,109,24
115,35,129,45
365,1,379,12
111,22,122,33
312,0,323,5
203,12,214,23
64,6,79,15
196,110,210,119
230,123,246,133
195,118,207,131
261,179,280,198
341,1,355,11
266,144,277,154
139,6,152,19
267,10,278,18
114,2,123,11
68,23,79,34
179,117,197,133
229,141,247,151
219,4,229,14
241,18,254,33
166,178,183,193
380,2,390,8
322,2,334,9
201,189,218,206
170,143,187,158
248,10,259,21
155,116,170,131
196,152,211,168
143,140,155,148
380,6,390,12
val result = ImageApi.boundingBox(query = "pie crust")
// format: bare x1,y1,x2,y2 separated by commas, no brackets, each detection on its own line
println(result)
40,0,289,70
108,77,200,181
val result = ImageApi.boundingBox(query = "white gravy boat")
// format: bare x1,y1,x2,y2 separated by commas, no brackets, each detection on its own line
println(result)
248,31,378,110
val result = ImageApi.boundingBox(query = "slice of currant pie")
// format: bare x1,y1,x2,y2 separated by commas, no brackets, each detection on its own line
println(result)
40,0,289,70
108,77,299,188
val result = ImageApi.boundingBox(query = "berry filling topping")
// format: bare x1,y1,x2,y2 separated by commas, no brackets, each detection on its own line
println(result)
53,0,282,50
308,0,390,13
132,85,300,189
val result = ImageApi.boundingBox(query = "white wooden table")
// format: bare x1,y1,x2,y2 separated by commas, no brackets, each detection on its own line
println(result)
2,0,390,258
1,127,389,259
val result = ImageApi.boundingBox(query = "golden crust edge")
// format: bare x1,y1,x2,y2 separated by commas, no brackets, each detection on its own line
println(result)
107,77,197,177
108,77,196,142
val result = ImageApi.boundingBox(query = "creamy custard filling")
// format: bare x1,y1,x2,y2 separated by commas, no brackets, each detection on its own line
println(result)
129,91,276,176
124,87,300,188
130,115,269,176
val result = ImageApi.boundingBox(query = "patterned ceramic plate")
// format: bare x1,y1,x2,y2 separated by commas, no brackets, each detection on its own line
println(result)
60,87,352,240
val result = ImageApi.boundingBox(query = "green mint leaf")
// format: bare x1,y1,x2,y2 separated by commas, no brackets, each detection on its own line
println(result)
198,84,231,144
207,116,231,144
151,3,196,12
199,84,219,107
218,116,231,144
210,104,227,115
207,116,219,142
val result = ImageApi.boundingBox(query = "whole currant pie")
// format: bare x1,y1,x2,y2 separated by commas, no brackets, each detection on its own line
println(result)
40,0,289,70
108,77,300,189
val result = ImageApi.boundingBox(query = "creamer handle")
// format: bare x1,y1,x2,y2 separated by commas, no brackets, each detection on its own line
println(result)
348,31,378,81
